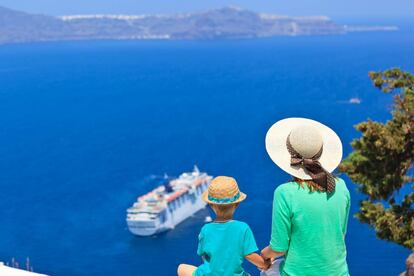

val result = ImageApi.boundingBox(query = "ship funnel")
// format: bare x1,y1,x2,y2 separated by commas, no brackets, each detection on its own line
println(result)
193,165,200,174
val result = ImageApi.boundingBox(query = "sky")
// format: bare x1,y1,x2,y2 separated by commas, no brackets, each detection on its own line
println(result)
0,0,413,20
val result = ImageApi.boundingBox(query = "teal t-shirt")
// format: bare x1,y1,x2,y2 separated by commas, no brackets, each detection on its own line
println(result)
270,178,350,276
195,220,258,276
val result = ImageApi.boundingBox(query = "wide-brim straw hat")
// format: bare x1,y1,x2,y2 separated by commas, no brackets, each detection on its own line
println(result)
202,176,246,205
265,117,343,180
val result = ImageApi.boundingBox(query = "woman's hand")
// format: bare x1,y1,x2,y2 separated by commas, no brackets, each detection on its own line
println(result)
245,253,271,271
261,246,285,260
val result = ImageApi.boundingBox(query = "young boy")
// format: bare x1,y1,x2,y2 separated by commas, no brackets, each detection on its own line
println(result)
178,176,270,276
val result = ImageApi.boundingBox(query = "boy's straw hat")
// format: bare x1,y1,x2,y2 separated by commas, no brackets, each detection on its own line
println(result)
202,176,246,205
265,117,343,180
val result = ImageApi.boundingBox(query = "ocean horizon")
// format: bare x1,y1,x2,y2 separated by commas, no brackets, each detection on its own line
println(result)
0,29,413,275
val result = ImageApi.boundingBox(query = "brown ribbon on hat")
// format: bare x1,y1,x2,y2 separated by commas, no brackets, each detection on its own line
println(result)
286,134,336,193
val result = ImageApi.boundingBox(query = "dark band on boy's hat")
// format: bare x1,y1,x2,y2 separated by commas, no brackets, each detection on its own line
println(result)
208,192,241,204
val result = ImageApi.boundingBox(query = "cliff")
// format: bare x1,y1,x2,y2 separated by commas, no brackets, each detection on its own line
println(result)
0,6,398,44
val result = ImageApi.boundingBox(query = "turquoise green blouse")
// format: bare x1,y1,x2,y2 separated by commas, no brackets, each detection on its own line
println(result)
270,178,350,276
195,220,258,276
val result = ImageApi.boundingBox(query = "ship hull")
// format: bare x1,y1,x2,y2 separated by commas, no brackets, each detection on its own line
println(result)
127,220,162,236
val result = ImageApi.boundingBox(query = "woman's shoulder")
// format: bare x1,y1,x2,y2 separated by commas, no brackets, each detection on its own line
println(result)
272,182,299,203
335,177,351,197
274,178,349,195
274,181,299,194
334,177,349,190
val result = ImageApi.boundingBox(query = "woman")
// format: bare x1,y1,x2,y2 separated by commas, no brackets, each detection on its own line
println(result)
261,118,350,276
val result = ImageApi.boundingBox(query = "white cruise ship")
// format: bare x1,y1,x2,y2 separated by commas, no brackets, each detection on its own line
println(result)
126,166,212,236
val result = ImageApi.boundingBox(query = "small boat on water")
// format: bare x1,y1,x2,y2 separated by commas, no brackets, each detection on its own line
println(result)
126,166,212,236
349,97,362,104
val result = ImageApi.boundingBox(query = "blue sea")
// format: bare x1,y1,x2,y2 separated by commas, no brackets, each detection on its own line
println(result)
0,28,413,276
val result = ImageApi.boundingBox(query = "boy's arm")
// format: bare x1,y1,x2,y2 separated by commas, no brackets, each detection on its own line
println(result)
245,252,271,270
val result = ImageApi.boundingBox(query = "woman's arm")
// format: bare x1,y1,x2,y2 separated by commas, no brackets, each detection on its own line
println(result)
261,245,285,260
268,187,292,256
245,252,271,270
